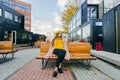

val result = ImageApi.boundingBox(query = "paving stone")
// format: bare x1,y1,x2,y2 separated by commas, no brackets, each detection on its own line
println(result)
1,48,120,80
0,48,39,80
69,61,113,80
7,59,74,80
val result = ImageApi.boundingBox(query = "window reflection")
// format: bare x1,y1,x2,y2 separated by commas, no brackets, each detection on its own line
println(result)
5,11,13,20
15,15,19,22
22,33,27,39
1,1,30,12
83,24,90,40
0,8,2,16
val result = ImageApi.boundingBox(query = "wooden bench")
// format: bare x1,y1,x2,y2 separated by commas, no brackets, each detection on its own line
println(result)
34,41,41,47
36,42,96,69
0,41,18,59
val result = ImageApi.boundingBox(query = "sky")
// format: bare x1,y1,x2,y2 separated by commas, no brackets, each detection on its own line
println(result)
21,0,68,36
20,0,104,37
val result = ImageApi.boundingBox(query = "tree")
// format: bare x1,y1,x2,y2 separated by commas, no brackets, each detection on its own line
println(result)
61,5,78,24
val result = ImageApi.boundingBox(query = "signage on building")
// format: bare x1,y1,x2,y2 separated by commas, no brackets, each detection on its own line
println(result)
95,22,102,26
87,0,102,4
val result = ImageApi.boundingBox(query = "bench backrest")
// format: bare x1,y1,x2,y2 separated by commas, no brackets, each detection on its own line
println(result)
0,41,13,50
40,42,50,52
40,42,90,53
35,41,41,47
68,42,90,53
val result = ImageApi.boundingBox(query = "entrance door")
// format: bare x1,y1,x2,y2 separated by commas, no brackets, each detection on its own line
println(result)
12,31,17,44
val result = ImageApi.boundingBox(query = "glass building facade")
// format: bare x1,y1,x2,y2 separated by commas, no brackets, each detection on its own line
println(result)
68,0,120,37
68,0,120,49
68,0,99,42
2,1,30,12
0,0,31,32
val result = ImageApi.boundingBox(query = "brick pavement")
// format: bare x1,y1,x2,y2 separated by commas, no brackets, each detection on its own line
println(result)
7,59,74,80
0,48,39,80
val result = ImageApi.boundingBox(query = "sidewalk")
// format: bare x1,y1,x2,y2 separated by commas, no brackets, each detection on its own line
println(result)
7,59,74,80
1,49,120,80
6,58,119,80
0,48,39,80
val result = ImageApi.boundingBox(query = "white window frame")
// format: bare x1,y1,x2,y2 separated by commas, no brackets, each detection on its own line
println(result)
0,8,2,16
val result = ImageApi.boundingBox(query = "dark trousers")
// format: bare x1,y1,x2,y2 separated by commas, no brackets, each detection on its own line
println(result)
53,49,66,67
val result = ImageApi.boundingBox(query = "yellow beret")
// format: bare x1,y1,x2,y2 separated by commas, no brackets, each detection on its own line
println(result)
55,30,62,34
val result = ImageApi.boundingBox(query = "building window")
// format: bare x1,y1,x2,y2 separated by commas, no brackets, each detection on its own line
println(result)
91,8,97,19
25,26,30,30
88,7,98,20
22,33,27,39
5,11,13,20
25,16,30,19
19,18,21,23
13,2,30,12
77,30,81,41
15,15,19,22
83,24,90,39
28,35,32,40
0,8,2,16
25,20,30,24
25,6,30,12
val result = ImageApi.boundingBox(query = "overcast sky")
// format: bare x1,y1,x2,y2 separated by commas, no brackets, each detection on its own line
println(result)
20,0,104,36
20,0,68,36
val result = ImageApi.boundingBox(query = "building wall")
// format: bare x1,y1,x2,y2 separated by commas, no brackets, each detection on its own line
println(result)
103,10,116,53
11,0,31,32
118,5,120,54
69,1,99,42
0,1,42,44
0,3,24,41
0,0,31,32
103,4,120,53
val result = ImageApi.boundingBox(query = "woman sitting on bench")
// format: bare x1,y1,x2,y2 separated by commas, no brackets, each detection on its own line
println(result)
45,30,70,77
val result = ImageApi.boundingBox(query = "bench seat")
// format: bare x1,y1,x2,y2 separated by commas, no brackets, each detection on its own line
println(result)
36,55,96,60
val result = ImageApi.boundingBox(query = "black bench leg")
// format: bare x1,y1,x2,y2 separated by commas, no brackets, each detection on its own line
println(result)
42,59,44,68
2,54,7,59
11,53,15,58
42,59,49,69
81,60,83,63
87,60,91,67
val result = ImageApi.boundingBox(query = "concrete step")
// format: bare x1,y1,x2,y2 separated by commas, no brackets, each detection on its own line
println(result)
91,50,120,66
